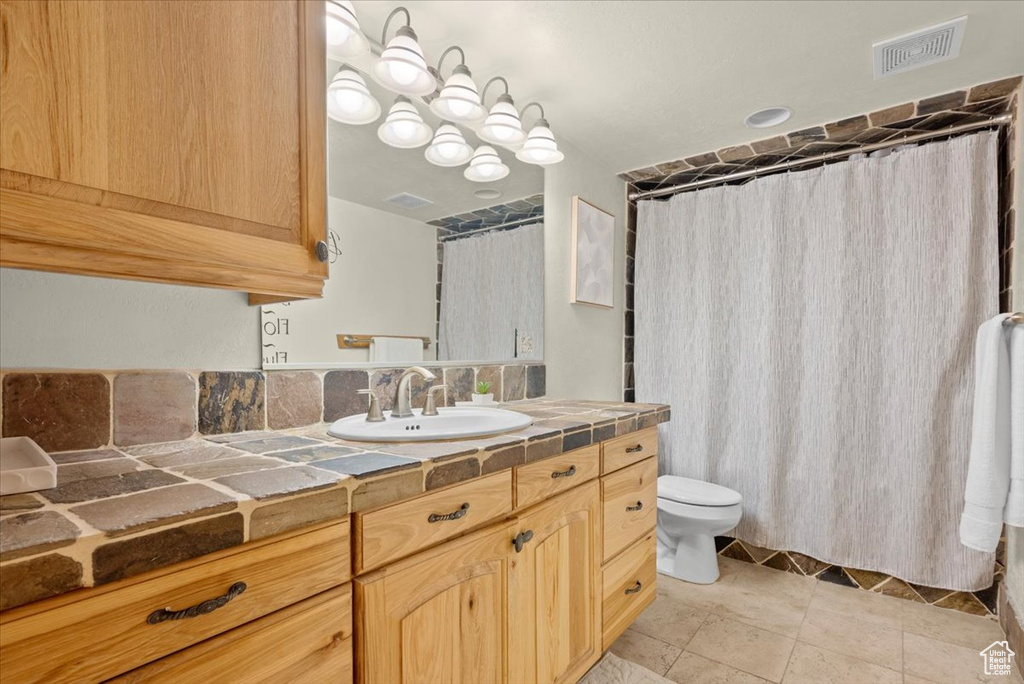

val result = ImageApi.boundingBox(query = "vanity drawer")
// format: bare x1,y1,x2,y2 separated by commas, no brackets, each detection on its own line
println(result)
602,457,657,562
111,584,353,683
602,531,656,650
602,427,658,474
515,443,600,509
355,470,513,574
0,520,350,684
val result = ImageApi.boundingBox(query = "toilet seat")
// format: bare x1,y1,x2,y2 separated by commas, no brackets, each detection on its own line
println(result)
658,475,742,507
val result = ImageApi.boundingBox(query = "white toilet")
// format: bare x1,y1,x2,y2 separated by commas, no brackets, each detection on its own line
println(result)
656,475,743,584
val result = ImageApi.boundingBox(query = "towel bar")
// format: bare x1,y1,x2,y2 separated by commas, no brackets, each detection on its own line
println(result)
337,334,432,349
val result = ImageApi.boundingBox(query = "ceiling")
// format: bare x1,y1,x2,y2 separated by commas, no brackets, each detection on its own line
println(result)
349,1,1024,174
327,57,543,222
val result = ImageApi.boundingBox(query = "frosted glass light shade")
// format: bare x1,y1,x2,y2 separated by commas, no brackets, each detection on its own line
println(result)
372,26,436,97
327,68,380,125
325,1,370,59
425,124,473,167
378,96,432,148
429,65,486,123
478,94,526,147
515,119,564,165
464,145,510,182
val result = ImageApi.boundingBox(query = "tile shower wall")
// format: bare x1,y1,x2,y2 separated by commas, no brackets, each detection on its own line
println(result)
430,194,545,353
619,76,1022,619
0,363,546,448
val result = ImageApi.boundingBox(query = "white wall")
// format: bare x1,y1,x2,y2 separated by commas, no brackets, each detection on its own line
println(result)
1008,87,1024,628
543,138,625,400
261,197,437,365
0,268,260,369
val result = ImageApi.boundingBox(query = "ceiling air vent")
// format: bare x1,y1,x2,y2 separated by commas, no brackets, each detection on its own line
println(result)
384,192,434,210
873,16,967,79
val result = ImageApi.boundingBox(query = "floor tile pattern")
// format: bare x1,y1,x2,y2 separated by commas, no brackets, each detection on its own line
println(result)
611,557,1023,684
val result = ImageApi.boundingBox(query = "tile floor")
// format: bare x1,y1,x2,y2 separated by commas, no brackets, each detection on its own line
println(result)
610,557,1023,684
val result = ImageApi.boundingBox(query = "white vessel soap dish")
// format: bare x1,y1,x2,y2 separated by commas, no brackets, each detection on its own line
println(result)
0,437,57,495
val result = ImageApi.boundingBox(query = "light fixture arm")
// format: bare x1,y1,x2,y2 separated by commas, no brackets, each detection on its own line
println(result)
520,102,546,125
481,76,511,105
436,46,467,77
380,6,411,45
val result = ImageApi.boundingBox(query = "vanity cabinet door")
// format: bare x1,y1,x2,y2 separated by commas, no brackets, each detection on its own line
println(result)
355,521,516,684
508,481,601,684
0,0,327,299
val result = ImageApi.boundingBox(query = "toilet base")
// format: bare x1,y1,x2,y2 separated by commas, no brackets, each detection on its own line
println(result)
656,530,721,584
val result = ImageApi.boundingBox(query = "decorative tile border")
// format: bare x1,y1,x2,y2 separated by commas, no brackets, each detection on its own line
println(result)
0,398,668,611
621,76,1022,403
429,193,544,238
716,535,1002,618
0,363,546,449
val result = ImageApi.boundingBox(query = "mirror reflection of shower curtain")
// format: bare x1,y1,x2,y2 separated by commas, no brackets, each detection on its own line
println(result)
438,223,544,361
635,133,998,591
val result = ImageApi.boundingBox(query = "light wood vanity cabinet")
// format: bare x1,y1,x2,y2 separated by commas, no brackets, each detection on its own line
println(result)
0,430,661,684
0,0,328,299
0,520,352,684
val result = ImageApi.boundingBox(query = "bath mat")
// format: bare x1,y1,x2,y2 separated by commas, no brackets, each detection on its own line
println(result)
577,652,675,684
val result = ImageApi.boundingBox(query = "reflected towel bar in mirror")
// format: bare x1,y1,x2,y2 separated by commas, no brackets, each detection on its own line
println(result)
337,334,432,349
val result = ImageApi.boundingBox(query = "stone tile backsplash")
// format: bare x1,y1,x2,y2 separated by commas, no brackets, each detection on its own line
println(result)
0,362,546,450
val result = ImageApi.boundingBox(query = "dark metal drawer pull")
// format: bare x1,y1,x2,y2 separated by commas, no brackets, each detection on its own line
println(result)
551,465,577,479
513,530,534,553
625,580,642,595
626,501,644,512
147,582,247,624
428,502,470,523
625,444,644,453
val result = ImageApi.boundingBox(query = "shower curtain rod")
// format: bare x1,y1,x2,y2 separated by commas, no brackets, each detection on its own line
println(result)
628,113,1013,201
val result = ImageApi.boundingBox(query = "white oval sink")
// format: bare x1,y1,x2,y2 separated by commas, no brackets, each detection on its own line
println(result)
327,406,533,442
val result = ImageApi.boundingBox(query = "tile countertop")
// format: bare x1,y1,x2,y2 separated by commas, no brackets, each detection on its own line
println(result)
0,398,669,611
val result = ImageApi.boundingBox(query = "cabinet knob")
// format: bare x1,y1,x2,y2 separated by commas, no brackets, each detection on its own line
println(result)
315,240,330,262
512,530,534,553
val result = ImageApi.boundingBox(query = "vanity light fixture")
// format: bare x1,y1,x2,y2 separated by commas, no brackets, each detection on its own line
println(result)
378,96,433,148
425,123,474,166
478,77,527,148
464,145,510,182
325,1,370,59
327,66,381,125
429,46,487,123
515,102,564,165
372,7,437,97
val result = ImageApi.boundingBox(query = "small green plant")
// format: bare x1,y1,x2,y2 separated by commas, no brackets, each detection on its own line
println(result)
475,380,493,395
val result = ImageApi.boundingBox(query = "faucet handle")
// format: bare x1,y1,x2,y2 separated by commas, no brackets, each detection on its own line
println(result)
357,389,385,423
422,384,448,417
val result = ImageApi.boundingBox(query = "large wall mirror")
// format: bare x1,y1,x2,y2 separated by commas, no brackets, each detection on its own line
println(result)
261,52,545,369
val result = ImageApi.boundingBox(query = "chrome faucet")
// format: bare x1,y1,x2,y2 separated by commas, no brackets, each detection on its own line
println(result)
392,366,436,418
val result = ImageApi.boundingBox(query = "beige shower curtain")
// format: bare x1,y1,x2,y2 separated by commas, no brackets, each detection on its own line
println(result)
635,133,998,591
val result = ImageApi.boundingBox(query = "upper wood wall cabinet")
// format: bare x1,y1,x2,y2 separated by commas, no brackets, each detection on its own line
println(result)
0,0,328,299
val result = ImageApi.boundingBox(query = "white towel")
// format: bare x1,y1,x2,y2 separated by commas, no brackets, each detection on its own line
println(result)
960,313,1022,552
1007,323,1024,525
368,337,423,363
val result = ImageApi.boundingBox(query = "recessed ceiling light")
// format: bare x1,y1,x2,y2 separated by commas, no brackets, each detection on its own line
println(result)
474,188,502,200
744,107,792,129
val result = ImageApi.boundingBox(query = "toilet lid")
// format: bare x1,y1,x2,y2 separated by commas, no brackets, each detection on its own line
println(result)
658,476,742,507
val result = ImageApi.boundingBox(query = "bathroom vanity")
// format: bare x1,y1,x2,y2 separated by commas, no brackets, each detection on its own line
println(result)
0,404,666,684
